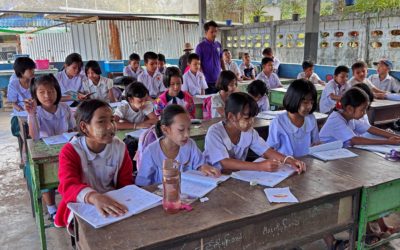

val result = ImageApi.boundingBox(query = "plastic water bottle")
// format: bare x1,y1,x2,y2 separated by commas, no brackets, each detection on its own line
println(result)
162,159,181,214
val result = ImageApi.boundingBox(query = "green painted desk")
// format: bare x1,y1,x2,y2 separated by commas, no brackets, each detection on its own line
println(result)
269,85,324,107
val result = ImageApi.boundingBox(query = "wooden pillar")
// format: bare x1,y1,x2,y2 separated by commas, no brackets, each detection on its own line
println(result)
303,0,321,62
198,0,206,42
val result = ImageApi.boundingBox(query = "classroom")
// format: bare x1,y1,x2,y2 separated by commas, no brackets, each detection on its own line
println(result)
1,0,400,249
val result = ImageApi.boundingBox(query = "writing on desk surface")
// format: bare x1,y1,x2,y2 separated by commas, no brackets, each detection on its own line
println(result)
193,232,243,250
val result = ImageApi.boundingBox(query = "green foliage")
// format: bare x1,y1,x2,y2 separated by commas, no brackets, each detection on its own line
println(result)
344,0,400,13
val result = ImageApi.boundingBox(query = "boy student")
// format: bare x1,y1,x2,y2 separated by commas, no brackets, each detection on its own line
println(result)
223,49,241,79
182,53,208,96
369,59,400,93
348,61,387,98
262,47,280,73
123,53,143,80
256,57,282,89
297,60,325,86
157,53,166,75
137,51,166,98
239,53,256,80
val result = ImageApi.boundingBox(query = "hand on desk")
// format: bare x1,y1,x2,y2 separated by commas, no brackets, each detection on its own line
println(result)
387,136,400,145
87,192,128,217
286,158,307,174
258,159,281,172
199,165,221,177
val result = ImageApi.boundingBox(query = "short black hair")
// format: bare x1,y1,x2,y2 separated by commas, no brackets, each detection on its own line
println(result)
283,79,317,114
261,57,274,67
247,80,268,97
341,88,369,108
216,70,237,91
188,53,200,64
117,76,136,87
75,99,111,136
157,53,166,63
85,60,102,75
163,67,182,88
155,104,188,136
129,53,140,62
351,61,368,71
204,20,218,32
242,52,250,57
13,57,36,78
222,49,230,53
262,47,273,56
64,53,83,68
334,65,349,76
143,51,158,63
30,74,62,106
302,60,314,70
225,92,259,118
125,81,149,99
353,83,374,103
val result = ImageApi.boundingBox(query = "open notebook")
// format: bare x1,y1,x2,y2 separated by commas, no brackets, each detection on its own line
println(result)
309,141,358,161
67,185,162,229
353,133,400,154
42,132,78,145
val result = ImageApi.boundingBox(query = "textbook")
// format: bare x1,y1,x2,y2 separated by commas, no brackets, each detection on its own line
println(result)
64,90,95,98
353,133,400,154
42,132,78,145
67,185,162,229
386,93,400,101
308,141,358,161
10,110,28,117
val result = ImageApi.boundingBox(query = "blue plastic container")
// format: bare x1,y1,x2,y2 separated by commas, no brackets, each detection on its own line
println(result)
104,60,124,72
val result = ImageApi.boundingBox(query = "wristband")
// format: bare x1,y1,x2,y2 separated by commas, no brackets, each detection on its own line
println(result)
283,155,294,164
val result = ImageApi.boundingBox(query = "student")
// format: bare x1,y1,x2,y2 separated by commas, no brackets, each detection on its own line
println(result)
369,59,400,93
114,82,157,130
319,88,400,147
348,61,387,98
182,53,208,96
222,49,241,79
24,74,75,221
297,60,325,86
319,65,351,114
239,53,256,80
267,79,320,157
204,92,306,172
262,47,280,73
137,51,165,98
136,104,221,186
54,99,133,228
123,53,143,80
154,67,196,119
256,57,282,89
82,60,116,103
56,53,84,100
247,80,269,112
211,70,237,118
157,53,167,75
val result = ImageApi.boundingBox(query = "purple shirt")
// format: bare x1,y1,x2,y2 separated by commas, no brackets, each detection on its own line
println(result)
195,39,223,84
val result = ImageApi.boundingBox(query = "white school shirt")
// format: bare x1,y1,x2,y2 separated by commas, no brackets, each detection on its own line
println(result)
368,74,400,93
224,61,241,77
123,65,143,79
182,70,208,96
273,58,280,73
56,70,83,95
114,100,153,123
267,112,319,157
30,102,75,138
348,77,375,89
136,138,205,186
137,70,166,98
256,71,282,89
319,79,351,114
204,121,270,169
319,111,371,147
7,78,31,111
239,63,256,78
257,95,270,112
82,76,113,103
211,93,224,118
71,136,127,201
297,72,322,85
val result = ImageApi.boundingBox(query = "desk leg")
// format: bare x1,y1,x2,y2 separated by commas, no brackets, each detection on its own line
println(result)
357,189,368,250
31,162,47,250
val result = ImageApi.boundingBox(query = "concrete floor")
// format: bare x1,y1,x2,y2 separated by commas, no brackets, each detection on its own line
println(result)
0,110,399,250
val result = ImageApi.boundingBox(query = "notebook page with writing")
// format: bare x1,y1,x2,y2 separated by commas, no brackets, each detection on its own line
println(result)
182,170,230,186
309,141,358,161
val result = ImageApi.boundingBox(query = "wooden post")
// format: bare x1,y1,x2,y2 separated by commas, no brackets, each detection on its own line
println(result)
303,0,321,62
198,0,206,42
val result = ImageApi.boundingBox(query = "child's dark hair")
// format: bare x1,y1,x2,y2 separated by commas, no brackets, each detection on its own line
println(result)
163,67,182,88
242,52,250,57
223,49,230,53
302,60,314,70
334,65,349,76
118,76,136,87
353,83,374,103
75,99,111,136
13,57,36,78
225,92,259,118
204,20,218,32
156,104,188,137
351,61,368,71
188,53,200,64
125,82,149,99
247,80,268,97
341,88,369,108
84,60,102,76
30,74,62,106
216,70,237,91
143,51,158,63
157,53,166,63
261,57,273,67
129,53,140,62
64,53,83,68
262,47,273,56
283,79,317,114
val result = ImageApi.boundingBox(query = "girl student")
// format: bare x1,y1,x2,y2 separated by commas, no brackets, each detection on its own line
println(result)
56,53,85,101
136,104,221,186
267,79,320,157
211,70,237,118
55,99,133,228
82,60,116,103
203,92,306,173
24,74,75,220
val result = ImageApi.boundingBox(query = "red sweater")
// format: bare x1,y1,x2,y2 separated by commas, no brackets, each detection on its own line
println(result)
54,142,133,227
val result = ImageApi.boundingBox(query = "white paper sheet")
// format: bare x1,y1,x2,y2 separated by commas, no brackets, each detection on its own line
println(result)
10,110,28,117
309,141,358,161
264,187,299,203
125,129,147,138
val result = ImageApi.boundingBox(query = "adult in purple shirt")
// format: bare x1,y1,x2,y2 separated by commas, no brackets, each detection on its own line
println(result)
195,20,225,94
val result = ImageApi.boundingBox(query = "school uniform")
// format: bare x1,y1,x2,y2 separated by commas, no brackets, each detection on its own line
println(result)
114,100,153,123
267,112,319,157
182,70,208,96
157,67,167,75
368,74,400,93
211,93,225,118
319,111,371,147
257,95,270,112
82,76,113,103
136,138,205,186
273,57,280,73
256,71,282,89
7,78,31,112
55,136,133,227
224,61,241,77
123,66,143,80
239,63,256,79
137,70,166,98
154,90,196,119
319,79,351,114
204,121,269,169
348,77,375,89
297,72,322,85
56,70,83,95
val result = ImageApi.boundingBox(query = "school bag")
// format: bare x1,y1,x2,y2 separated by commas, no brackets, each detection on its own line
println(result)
202,96,212,120
134,125,160,172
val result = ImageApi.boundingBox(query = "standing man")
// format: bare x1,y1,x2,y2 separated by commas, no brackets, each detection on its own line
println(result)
178,43,193,74
196,20,225,94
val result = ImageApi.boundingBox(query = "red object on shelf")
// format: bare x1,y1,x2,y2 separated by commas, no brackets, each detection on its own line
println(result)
35,59,49,70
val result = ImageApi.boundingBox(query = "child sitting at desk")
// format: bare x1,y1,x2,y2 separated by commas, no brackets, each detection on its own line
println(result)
204,92,306,173
136,104,220,186
297,60,325,86
256,57,282,90
137,51,166,99
239,52,256,80
55,99,133,228
222,49,241,80
262,47,280,73
56,53,85,101
157,53,167,75
211,70,238,118
123,53,143,80
247,80,269,112
369,59,400,93
182,53,208,96
82,60,116,103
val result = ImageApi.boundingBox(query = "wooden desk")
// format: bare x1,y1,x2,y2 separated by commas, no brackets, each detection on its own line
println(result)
367,99,400,125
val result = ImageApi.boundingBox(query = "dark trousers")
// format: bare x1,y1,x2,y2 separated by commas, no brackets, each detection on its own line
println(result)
205,83,218,94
